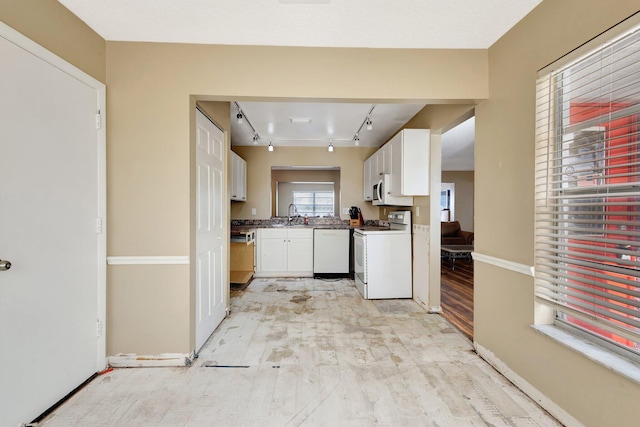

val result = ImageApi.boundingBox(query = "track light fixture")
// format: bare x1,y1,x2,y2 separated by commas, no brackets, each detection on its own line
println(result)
268,140,274,152
352,105,376,144
236,110,243,124
253,134,259,144
328,139,334,152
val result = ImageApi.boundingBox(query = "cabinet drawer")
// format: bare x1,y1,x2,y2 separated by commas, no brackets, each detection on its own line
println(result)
287,228,313,239
258,228,287,239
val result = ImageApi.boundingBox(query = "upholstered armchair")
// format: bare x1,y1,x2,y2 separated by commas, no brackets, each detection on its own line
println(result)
441,221,474,245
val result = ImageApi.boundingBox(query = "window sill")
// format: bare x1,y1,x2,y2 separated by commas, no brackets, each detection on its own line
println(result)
532,324,640,385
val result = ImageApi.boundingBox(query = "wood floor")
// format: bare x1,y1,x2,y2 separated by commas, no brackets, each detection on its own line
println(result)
440,258,474,340
39,278,560,427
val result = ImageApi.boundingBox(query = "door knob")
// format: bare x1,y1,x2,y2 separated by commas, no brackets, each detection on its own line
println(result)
0,260,12,271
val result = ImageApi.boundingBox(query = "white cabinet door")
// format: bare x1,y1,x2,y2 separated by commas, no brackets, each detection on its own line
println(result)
230,151,247,201
363,156,373,201
389,129,430,196
287,237,313,272
390,132,403,196
381,142,392,174
286,229,313,272
238,156,247,201
257,229,287,272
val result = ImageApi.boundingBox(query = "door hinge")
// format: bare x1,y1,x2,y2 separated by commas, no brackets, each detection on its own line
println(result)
97,319,103,338
96,217,102,234
96,110,102,130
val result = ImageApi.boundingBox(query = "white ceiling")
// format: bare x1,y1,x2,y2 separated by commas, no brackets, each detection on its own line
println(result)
231,102,427,148
442,116,475,171
57,0,534,170
57,0,542,49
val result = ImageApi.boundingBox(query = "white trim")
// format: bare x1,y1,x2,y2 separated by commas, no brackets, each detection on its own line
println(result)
0,21,108,371
472,252,535,277
107,256,190,265
474,342,584,427
108,352,194,368
0,21,103,89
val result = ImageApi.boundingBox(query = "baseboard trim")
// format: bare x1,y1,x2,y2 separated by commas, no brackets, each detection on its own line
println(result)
472,252,534,277
107,256,189,265
108,352,194,367
474,342,584,427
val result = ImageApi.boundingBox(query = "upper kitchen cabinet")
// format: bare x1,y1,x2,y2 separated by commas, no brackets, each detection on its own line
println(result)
364,129,430,201
363,155,373,201
390,129,430,196
230,150,247,202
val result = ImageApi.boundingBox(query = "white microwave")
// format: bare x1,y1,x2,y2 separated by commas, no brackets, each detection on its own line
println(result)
372,174,413,206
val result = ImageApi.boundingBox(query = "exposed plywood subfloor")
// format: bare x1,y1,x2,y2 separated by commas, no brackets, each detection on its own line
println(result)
41,278,561,426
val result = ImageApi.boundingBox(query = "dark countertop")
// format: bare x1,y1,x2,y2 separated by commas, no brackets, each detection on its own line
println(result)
231,224,351,233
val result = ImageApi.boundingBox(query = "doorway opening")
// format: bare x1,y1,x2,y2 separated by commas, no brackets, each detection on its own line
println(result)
440,114,475,340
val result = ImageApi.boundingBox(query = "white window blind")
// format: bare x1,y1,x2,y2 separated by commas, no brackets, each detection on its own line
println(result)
535,23,640,356
292,191,334,217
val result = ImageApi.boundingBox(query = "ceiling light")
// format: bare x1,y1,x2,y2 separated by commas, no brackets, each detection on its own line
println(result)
328,139,334,152
366,117,373,131
253,134,259,144
290,117,312,124
236,110,243,124
268,140,274,152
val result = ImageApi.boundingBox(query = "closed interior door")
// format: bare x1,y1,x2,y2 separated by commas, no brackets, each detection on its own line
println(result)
0,31,103,425
195,110,226,351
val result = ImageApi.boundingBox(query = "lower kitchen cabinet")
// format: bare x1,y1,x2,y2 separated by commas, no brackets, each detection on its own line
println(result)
255,228,313,277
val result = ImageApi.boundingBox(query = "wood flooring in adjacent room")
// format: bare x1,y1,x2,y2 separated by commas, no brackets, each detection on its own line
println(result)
440,258,474,340
40,278,559,427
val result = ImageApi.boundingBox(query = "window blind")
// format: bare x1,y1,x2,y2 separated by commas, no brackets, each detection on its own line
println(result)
535,24,640,355
292,191,334,217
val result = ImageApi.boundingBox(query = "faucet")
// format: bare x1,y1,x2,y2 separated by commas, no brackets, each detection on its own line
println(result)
288,203,298,225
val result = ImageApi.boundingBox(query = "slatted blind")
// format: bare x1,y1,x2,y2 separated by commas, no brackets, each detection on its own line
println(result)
535,23,640,355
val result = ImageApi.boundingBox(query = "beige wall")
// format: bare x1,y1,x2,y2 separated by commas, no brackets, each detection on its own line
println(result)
442,171,474,232
0,0,106,82
105,42,488,357
233,147,376,221
475,2,640,426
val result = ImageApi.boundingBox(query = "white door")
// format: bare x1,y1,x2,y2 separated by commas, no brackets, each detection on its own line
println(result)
195,110,226,351
0,28,105,426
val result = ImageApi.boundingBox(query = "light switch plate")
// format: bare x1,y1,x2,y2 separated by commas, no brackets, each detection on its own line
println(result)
251,208,256,216
416,206,420,217
343,208,349,215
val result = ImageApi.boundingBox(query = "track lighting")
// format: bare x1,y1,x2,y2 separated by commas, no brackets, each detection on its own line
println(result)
236,110,243,124
253,134,259,144
328,139,334,152
353,105,376,143
268,140,274,152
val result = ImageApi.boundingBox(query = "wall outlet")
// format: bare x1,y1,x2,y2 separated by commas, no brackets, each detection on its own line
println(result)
251,208,256,216
343,208,349,215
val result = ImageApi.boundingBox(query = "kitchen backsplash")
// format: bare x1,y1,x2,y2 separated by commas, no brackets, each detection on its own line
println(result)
231,217,381,228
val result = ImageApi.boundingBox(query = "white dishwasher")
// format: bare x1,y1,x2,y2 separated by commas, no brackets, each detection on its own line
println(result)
313,228,350,277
